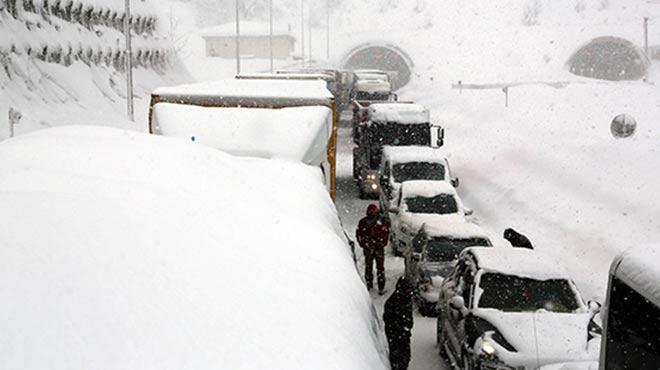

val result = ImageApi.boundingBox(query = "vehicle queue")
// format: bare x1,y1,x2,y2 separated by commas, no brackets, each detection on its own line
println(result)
347,69,606,370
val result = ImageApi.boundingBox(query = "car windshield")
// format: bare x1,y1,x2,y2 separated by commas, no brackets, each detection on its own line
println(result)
355,91,390,101
405,194,458,214
426,237,491,262
393,162,445,183
477,273,581,313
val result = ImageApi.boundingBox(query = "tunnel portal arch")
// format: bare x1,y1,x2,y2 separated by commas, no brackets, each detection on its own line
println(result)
341,43,414,90
567,36,650,81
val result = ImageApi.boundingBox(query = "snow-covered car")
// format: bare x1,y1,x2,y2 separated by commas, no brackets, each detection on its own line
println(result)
389,180,472,256
408,223,492,317
436,247,602,370
379,146,458,213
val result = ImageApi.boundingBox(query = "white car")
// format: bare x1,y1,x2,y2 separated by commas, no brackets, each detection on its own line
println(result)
379,146,458,213
437,247,602,370
408,222,492,316
389,180,472,256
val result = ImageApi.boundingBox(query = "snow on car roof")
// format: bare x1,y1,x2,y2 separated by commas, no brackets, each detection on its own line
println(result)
421,220,491,240
613,246,660,307
382,146,448,164
401,180,457,198
152,104,332,165
368,103,430,124
153,79,333,106
466,247,573,280
0,126,388,370
354,79,392,93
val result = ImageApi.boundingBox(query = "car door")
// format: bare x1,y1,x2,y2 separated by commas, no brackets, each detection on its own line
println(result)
445,262,475,357
379,160,392,211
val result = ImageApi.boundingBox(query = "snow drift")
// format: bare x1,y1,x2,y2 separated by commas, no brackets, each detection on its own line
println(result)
0,126,388,370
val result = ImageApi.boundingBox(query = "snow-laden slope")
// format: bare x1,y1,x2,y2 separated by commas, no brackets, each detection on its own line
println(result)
0,1,187,135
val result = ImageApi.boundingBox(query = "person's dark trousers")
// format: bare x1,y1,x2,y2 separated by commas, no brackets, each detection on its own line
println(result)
387,337,411,370
364,248,386,290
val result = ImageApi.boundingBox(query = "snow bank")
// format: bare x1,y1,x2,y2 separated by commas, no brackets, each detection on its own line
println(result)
0,126,388,370
368,103,429,124
152,104,332,165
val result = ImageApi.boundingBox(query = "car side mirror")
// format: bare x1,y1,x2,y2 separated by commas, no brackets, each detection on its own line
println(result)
464,208,474,216
451,177,460,188
588,300,602,315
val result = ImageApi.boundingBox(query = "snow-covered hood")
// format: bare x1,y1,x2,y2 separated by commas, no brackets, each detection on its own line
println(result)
399,212,465,233
475,309,599,368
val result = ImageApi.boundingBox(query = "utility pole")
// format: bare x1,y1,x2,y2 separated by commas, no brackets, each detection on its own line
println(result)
300,0,305,65
326,0,330,60
124,0,134,121
308,12,312,63
269,0,274,72
235,0,241,75
644,17,649,57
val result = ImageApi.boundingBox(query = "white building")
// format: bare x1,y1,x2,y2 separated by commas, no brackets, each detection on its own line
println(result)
200,22,295,59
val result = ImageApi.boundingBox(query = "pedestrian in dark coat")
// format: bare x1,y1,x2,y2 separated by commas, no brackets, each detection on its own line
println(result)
383,277,414,370
356,204,391,294
504,228,534,249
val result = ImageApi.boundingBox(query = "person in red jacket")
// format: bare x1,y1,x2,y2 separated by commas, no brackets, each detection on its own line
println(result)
356,204,391,295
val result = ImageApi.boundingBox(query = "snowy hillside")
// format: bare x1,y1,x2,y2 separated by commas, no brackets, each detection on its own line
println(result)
0,0,186,136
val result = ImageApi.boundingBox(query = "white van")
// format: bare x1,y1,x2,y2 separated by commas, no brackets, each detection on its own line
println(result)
599,246,660,369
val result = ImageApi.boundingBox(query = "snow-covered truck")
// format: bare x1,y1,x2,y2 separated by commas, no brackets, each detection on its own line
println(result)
598,246,660,370
353,103,445,198
148,78,339,200
0,126,390,370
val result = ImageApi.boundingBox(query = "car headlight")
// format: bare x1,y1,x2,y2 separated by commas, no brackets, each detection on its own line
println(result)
481,341,497,357
366,173,376,181
371,183,379,190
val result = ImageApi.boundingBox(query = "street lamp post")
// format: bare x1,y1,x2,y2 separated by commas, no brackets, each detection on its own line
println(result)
269,0,273,72
300,0,305,65
236,0,241,75
326,0,330,60
644,17,650,57
124,0,134,121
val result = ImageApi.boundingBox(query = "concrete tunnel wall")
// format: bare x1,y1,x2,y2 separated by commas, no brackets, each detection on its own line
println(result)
567,36,650,81
341,43,414,90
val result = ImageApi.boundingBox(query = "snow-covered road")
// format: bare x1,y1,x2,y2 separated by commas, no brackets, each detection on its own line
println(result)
335,124,449,370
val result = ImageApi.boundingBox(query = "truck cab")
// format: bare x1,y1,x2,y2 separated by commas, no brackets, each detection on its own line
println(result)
353,103,444,199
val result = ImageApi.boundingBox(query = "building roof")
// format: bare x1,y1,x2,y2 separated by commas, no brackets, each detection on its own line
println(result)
200,22,294,38
465,247,572,280
368,103,429,124
613,245,660,307
382,146,449,165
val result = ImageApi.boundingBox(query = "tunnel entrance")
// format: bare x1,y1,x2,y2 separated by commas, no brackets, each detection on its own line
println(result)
342,43,413,90
567,37,650,81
